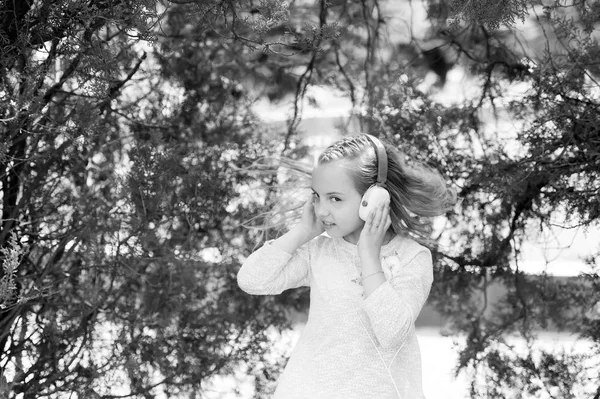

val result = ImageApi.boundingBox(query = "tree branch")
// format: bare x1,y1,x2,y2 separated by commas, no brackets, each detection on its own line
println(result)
99,52,148,114
41,53,82,104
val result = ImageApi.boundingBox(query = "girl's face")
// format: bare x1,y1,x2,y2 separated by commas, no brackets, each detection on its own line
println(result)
311,161,365,244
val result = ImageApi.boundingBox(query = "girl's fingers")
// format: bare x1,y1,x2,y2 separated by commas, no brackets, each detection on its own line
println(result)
365,202,390,232
379,204,387,226
305,196,313,207
384,213,392,231
376,204,391,233
375,203,388,228
368,208,376,226
368,209,379,229
304,199,314,215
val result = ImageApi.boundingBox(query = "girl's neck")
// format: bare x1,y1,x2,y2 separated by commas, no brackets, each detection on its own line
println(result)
342,230,394,246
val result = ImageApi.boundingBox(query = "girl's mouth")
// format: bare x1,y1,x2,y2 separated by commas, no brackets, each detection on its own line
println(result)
322,221,335,227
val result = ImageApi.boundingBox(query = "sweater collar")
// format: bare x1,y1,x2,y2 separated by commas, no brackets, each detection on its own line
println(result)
331,234,403,257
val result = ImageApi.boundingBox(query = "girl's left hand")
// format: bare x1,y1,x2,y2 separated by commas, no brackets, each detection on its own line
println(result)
357,202,391,259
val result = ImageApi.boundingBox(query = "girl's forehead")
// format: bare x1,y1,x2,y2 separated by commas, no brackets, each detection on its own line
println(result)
311,162,357,191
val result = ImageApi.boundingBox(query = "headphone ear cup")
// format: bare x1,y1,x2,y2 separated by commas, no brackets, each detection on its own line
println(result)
359,186,390,221
359,188,371,221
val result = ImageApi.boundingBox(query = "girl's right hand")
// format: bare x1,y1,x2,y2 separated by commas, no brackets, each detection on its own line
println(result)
271,197,324,254
296,196,324,241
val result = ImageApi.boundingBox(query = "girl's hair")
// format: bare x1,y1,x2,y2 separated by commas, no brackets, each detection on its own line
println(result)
318,134,456,238
238,156,314,245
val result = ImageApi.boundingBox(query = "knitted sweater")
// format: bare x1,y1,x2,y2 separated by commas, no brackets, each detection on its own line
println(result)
237,234,433,399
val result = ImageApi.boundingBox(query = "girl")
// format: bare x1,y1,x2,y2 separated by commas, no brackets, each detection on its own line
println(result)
237,134,456,398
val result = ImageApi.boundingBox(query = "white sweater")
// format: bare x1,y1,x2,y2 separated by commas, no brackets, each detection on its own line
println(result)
237,234,433,399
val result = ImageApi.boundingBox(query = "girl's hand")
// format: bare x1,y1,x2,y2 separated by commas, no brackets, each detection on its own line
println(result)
272,197,324,254
295,196,325,241
358,202,391,259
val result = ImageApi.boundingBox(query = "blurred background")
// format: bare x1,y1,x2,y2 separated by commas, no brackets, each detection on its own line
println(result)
0,0,599,398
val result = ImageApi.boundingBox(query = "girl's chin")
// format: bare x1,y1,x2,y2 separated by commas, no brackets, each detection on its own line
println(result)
323,226,341,235
324,229,360,244
324,227,340,236
322,223,338,231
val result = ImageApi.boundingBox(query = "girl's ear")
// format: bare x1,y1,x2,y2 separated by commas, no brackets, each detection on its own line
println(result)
359,185,390,221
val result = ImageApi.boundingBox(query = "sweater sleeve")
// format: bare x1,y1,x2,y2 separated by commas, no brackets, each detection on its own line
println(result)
360,246,433,349
237,240,311,295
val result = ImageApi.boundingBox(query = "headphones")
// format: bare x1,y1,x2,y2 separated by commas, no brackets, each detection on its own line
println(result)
358,134,391,221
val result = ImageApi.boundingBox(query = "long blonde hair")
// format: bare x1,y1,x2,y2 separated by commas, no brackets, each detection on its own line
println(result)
237,156,313,244
318,134,456,238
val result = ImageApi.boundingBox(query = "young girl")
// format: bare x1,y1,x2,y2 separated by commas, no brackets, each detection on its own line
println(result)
237,134,456,398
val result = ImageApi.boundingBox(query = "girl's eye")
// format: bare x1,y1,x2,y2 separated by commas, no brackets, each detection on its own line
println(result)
330,196,341,203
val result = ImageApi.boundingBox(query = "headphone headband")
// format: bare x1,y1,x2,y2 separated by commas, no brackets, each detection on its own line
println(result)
364,134,388,186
